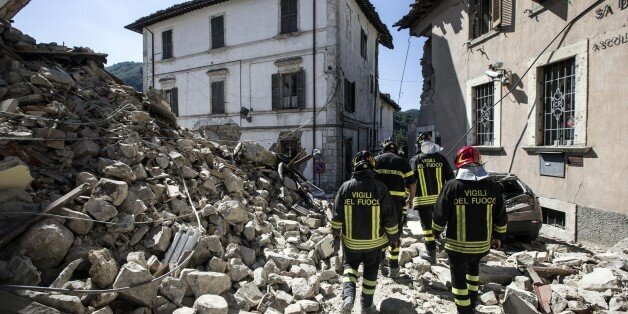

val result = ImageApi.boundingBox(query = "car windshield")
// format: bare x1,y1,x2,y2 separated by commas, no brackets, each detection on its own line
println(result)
499,178,526,200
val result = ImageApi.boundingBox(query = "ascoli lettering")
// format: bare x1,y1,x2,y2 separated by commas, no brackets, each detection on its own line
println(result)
592,33,628,52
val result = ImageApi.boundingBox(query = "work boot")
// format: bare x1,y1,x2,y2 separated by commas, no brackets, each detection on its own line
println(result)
341,297,355,314
379,259,389,277
361,303,377,313
388,266,399,278
419,250,436,264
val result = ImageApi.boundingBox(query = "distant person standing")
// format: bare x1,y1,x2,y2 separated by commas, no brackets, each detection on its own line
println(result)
331,151,399,313
409,132,454,263
432,146,508,313
375,137,416,278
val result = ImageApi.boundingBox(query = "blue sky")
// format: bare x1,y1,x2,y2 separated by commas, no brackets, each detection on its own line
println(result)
14,0,424,111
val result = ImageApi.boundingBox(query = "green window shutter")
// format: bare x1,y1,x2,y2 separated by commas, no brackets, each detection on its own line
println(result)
211,81,225,114
296,69,305,108
272,73,281,110
211,16,225,49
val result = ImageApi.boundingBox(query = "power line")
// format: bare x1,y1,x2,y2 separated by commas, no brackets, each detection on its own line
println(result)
397,36,412,104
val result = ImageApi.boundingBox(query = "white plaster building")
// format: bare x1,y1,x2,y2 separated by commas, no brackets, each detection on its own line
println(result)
126,0,393,191
377,92,400,145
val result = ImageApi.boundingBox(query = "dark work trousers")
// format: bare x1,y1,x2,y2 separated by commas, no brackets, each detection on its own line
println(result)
447,251,485,314
415,203,436,252
342,247,383,307
386,196,406,269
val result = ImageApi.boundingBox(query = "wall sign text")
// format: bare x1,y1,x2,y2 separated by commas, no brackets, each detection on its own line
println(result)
596,0,628,19
592,33,628,52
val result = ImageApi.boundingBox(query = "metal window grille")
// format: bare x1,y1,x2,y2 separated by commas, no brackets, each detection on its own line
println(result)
542,58,576,146
473,82,494,146
542,207,566,229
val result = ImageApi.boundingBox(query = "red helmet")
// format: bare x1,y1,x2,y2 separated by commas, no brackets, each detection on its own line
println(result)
454,146,482,169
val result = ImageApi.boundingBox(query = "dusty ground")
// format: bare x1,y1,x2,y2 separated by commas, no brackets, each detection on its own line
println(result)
321,213,613,314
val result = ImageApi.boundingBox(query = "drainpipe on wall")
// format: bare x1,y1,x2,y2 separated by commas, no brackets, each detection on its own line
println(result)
372,39,379,151
145,27,156,89
312,0,317,165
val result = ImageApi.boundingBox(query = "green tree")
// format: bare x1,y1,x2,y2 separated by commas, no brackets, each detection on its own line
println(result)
106,61,143,91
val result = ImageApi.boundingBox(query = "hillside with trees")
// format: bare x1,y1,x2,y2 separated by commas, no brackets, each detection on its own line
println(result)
393,109,420,149
106,61,143,91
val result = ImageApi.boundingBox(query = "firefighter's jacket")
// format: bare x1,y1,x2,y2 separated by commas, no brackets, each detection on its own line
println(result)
331,169,399,252
375,152,416,200
409,152,454,207
432,178,508,254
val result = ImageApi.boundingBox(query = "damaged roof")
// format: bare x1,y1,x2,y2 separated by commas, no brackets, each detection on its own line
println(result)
125,0,393,49
394,0,442,30
0,0,31,20
380,92,401,111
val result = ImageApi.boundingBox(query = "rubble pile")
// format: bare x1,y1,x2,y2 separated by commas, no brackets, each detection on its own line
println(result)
0,23,339,314
349,226,628,314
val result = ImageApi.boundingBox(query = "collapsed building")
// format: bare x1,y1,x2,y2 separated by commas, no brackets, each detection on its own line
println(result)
0,1,626,314
0,8,342,314
124,0,397,191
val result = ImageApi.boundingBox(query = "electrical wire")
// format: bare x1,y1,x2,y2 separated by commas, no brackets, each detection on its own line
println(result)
397,36,412,104
443,0,604,158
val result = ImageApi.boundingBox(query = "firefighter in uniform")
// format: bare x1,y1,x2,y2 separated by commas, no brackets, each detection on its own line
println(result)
375,137,416,278
432,146,508,314
409,132,454,263
331,151,399,313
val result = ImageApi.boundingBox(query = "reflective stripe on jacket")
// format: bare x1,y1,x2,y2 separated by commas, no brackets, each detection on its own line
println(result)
410,152,454,206
375,152,416,199
432,178,508,254
331,169,399,252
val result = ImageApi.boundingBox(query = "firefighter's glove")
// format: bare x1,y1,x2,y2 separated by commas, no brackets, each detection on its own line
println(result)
333,236,341,252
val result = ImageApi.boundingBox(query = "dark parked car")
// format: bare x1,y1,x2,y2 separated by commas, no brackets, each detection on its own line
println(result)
489,173,543,241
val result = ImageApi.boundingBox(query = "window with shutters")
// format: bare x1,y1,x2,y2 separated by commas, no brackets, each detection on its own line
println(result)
211,81,225,114
211,15,225,49
162,30,173,60
360,29,367,59
164,88,179,116
344,79,356,113
271,70,305,110
470,0,502,39
280,0,298,34
473,83,495,146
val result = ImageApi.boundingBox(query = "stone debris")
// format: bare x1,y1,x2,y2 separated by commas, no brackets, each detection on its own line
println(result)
1,16,627,314
0,21,336,314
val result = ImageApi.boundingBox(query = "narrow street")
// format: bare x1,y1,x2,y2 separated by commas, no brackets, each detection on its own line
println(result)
323,216,627,313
